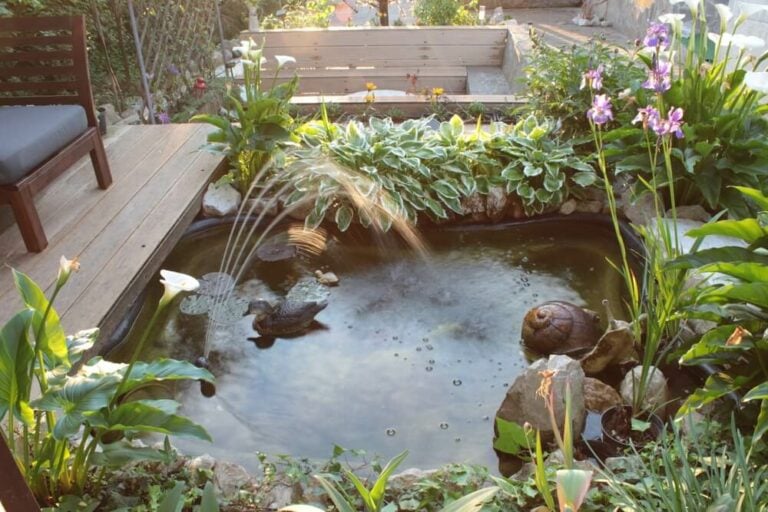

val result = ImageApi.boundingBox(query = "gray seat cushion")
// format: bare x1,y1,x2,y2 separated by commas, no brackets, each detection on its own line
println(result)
0,105,88,186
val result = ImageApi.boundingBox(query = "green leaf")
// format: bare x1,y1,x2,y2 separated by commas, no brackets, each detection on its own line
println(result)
493,417,532,455
668,247,768,269
370,450,408,509
157,481,185,512
686,219,766,244
743,383,768,402
555,469,592,512
753,399,768,443
732,186,768,211
696,262,768,283
90,439,175,467
0,310,35,426
431,180,461,199
680,325,746,365
93,399,211,441
118,359,214,395
438,486,499,512
676,373,747,418
698,282,768,309
13,269,68,365
335,205,354,232
34,374,121,439
66,329,99,366
314,474,355,512
278,506,325,512
571,171,597,187
201,481,220,512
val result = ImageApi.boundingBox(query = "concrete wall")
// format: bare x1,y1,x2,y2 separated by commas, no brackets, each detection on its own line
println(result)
603,0,672,40
730,0,768,57
480,0,581,7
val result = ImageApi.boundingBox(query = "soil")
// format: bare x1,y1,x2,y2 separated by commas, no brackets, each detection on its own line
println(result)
602,405,660,447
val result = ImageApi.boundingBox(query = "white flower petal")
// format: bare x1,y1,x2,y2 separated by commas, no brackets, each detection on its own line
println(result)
745,71,768,93
715,3,733,25
733,34,766,50
708,31,723,45
736,1,768,18
160,270,199,292
274,55,297,68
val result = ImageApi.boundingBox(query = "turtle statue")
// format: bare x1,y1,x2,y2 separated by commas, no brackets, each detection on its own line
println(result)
247,277,330,346
521,301,601,356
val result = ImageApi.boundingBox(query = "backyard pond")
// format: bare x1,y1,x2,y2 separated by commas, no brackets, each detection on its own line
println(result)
110,216,625,471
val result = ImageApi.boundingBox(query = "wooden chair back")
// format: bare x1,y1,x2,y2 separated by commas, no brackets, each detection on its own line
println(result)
0,15,97,126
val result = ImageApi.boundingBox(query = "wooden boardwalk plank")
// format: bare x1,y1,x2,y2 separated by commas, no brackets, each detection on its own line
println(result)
0,124,222,340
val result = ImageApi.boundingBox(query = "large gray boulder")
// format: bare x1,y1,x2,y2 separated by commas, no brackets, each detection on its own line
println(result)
496,355,586,438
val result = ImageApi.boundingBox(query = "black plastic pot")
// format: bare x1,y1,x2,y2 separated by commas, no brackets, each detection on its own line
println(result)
601,405,664,452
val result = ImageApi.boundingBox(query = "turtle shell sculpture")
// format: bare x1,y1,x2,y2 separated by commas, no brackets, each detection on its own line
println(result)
521,301,601,356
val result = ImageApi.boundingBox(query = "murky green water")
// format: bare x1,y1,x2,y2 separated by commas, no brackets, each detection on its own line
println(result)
112,219,624,471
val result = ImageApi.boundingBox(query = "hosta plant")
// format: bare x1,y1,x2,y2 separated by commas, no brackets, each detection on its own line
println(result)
0,260,213,503
670,187,768,440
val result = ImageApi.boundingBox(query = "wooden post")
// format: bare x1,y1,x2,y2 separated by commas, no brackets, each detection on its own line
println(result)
0,432,40,511
378,0,389,26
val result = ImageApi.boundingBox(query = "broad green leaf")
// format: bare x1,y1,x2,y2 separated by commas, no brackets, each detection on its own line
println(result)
343,470,374,511
698,282,768,309
676,373,748,418
696,262,768,283
571,171,597,187
119,359,214,395
92,399,211,441
13,269,68,365
493,417,532,455
91,439,175,467
679,324,747,365
754,399,768,442
732,186,768,211
66,329,99,365
370,450,408,509
431,180,461,199
314,474,356,512
556,469,592,512
0,310,35,425
438,486,499,512
686,219,766,244
34,374,121,439
743,382,768,402
157,481,185,512
668,247,768,269
201,481,220,512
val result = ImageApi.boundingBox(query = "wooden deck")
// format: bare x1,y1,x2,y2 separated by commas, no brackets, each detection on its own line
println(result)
0,123,225,339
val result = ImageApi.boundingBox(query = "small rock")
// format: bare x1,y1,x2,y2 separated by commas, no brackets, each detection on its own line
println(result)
622,189,657,226
314,270,339,286
583,377,622,413
389,468,438,493
669,204,710,222
244,197,279,217
619,365,669,413
559,198,577,215
186,454,216,473
575,200,603,214
203,182,242,217
214,462,253,499
461,192,486,216
678,410,707,439
266,484,295,510
545,449,598,471
486,186,508,222
496,355,586,441
281,196,314,221
489,6,505,24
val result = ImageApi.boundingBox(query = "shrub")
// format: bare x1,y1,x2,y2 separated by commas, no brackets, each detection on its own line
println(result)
414,0,478,26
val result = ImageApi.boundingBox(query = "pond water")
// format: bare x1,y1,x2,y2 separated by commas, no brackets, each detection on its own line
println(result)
112,218,624,472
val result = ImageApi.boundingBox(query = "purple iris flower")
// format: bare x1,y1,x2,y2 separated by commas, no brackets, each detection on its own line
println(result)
643,60,672,93
581,64,604,91
632,105,661,131
654,107,684,139
643,21,671,49
157,111,171,124
167,64,180,76
587,94,613,126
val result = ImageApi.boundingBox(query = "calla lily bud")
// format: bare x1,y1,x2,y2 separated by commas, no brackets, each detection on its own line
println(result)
159,270,199,307
57,256,80,288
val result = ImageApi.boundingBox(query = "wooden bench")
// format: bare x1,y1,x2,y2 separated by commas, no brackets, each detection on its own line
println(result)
0,15,112,252
240,26,523,96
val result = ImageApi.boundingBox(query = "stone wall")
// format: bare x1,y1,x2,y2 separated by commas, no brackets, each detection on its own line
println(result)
602,0,671,40
730,0,768,57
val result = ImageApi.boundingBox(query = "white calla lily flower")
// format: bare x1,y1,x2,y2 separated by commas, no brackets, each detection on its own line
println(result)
714,3,733,28
659,13,686,34
57,255,80,288
736,1,768,18
745,71,768,93
159,269,199,306
733,34,766,50
275,55,297,70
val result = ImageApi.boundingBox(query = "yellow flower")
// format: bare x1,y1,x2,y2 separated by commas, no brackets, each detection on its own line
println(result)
432,87,444,97
364,92,375,104
366,82,377,91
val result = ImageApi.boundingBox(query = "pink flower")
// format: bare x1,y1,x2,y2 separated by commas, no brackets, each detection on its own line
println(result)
632,105,661,132
643,60,672,93
643,21,671,49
